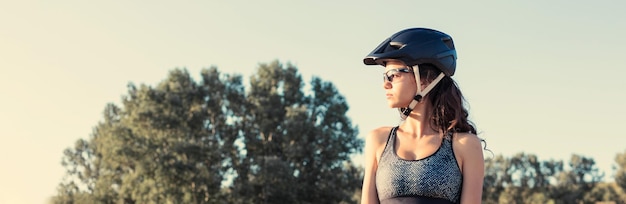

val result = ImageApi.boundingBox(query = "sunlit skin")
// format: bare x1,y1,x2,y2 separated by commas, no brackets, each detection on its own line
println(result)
361,60,484,204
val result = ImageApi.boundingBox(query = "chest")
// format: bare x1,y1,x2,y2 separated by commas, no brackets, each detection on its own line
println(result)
375,137,463,202
394,134,442,161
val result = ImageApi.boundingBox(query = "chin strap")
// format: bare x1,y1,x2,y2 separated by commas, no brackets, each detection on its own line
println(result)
398,65,445,120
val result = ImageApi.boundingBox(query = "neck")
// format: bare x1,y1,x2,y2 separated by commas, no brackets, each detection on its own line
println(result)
399,101,438,137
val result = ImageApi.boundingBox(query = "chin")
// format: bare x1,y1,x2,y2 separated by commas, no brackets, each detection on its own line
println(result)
387,103,401,109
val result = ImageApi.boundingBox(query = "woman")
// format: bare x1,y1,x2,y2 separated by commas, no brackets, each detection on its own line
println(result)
360,28,485,204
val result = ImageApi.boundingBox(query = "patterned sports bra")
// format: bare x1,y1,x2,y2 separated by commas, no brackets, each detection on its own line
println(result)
376,127,463,204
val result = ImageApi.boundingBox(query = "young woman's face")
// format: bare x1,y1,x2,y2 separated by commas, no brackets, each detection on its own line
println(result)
382,60,417,108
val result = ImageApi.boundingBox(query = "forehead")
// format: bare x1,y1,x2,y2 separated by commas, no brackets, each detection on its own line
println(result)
380,59,407,70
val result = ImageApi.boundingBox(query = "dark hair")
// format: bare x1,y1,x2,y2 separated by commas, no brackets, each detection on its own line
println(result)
420,64,493,157
418,64,476,134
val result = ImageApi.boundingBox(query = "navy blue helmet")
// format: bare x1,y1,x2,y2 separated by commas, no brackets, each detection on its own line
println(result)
364,28,457,76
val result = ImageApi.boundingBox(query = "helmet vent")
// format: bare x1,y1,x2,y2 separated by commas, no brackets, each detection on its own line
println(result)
389,41,406,50
442,37,455,49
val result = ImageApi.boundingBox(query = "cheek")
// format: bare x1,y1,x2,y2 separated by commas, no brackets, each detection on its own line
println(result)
401,91,415,102
400,82,417,96
396,85,417,105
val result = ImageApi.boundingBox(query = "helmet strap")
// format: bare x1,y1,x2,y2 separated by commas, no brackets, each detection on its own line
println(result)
398,65,445,120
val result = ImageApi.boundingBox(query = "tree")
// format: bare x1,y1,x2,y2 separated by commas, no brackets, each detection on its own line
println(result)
481,152,619,203
53,68,237,203
482,154,508,204
482,152,564,203
583,182,625,204
616,149,626,191
553,154,604,204
227,61,363,204
52,61,363,204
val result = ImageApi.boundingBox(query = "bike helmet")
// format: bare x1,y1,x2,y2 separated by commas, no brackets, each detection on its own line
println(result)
363,28,457,76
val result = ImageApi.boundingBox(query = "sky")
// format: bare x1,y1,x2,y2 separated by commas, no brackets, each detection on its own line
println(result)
1,1,625,203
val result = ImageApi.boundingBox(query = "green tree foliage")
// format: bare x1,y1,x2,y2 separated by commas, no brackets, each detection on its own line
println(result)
616,149,626,191
226,61,363,204
555,154,605,203
483,152,563,204
482,154,508,203
584,182,626,204
51,60,363,204
53,68,235,204
482,152,625,204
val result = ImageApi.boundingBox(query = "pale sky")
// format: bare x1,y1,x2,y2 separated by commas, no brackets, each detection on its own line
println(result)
1,1,625,203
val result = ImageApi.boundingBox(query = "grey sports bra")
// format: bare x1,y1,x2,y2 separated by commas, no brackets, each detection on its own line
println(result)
376,127,463,204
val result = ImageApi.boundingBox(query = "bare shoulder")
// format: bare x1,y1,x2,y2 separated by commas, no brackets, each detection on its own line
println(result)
452,132,484,156
361,126,395,204
452,132,485,177
366,126,395,146
451,132,485,203
453,132,481,146
363,126,395,157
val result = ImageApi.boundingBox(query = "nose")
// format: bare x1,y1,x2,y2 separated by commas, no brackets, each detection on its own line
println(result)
382,81,392,89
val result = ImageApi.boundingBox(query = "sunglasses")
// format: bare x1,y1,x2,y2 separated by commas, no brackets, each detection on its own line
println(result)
383,67,413,82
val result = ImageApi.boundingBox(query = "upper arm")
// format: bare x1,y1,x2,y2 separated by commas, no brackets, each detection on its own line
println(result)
453,133,485,204
360,127,391,204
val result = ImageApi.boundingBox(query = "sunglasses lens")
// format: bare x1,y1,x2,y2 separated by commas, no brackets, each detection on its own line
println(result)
383,69,398,82
383,68,412,82
383,72,394,82
383,73,392,82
